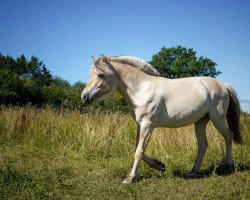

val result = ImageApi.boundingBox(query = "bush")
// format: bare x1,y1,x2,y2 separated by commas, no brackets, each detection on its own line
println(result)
41,86,68,107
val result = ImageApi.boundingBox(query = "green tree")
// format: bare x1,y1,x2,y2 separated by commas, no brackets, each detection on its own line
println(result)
149,46,221,78
101,92,128,112
0,69,24,104
69,82,85,105
0,53,54,105
41,86,68,106
52,76,70,87
26,56,53,86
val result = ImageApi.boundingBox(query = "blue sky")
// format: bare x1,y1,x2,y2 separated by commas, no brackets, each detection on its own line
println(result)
0,0,250,101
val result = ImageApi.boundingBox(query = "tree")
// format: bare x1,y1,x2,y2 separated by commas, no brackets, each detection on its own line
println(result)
0,69,24,104
149,46,221,78
26,56,53,87
100,91,128,112
0,53,54,105
52,76,70,87
41,86,68,107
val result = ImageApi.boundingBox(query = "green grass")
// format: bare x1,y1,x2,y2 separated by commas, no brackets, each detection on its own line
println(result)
0,106,249,199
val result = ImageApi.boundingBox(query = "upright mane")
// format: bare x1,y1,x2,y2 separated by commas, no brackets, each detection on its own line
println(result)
110,56,160,77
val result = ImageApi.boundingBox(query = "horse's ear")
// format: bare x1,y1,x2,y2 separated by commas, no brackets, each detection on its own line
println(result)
91,56,98,65
100,54,114,71
100,54,111,64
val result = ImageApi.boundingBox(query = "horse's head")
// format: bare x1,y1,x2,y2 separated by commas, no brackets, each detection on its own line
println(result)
81,55,117,104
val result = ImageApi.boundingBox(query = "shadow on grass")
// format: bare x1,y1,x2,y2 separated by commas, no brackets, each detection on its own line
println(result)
173,161,250,179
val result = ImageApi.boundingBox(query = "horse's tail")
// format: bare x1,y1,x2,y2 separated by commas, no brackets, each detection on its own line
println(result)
225,84,243,144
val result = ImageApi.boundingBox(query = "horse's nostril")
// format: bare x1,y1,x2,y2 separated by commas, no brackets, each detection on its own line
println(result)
83,93,89,101
83,93,92,103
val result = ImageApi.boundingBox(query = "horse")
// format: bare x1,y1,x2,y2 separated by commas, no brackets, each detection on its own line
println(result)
81,55,243,183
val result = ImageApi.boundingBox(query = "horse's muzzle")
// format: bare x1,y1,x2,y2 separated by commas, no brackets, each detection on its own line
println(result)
81,88,101,104
82,92,93,104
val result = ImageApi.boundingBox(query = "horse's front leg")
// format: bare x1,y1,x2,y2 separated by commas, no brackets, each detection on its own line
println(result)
123,121,153,184
135,123,165,172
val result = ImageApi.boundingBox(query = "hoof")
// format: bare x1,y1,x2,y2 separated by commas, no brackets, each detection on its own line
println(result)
224,162,235,172
148,159,166,172
122,176,136,184
187,172,201,179
216,161,235,175
153,159,166,172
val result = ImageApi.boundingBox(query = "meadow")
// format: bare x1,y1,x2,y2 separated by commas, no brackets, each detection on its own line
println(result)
0,106,249,199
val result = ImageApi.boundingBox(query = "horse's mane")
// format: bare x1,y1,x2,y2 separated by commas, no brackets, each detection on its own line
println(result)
110,56,160,77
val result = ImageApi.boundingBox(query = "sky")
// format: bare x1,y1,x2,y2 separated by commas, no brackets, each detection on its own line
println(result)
0,0,250,102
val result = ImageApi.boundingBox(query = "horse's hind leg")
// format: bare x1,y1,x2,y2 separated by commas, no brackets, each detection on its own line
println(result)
189,116,209,176
211,119,234,167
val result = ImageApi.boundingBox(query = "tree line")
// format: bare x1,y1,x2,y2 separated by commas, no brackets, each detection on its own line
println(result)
0,46,221,112
0,54,84,108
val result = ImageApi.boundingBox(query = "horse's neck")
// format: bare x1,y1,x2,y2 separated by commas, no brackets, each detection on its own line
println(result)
113,62,146,106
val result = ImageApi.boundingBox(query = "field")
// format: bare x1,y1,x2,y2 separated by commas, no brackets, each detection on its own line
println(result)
0,106,249,199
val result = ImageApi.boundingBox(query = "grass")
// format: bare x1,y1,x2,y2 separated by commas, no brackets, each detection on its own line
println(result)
0,106,249,199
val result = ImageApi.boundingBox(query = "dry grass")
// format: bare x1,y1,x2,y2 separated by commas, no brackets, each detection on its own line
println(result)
0,106,249,199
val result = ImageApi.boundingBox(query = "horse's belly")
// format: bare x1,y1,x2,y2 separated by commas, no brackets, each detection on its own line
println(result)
158,115,203,128
157,102,209,128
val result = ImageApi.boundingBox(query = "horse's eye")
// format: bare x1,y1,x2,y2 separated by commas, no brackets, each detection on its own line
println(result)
98,74,105,78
